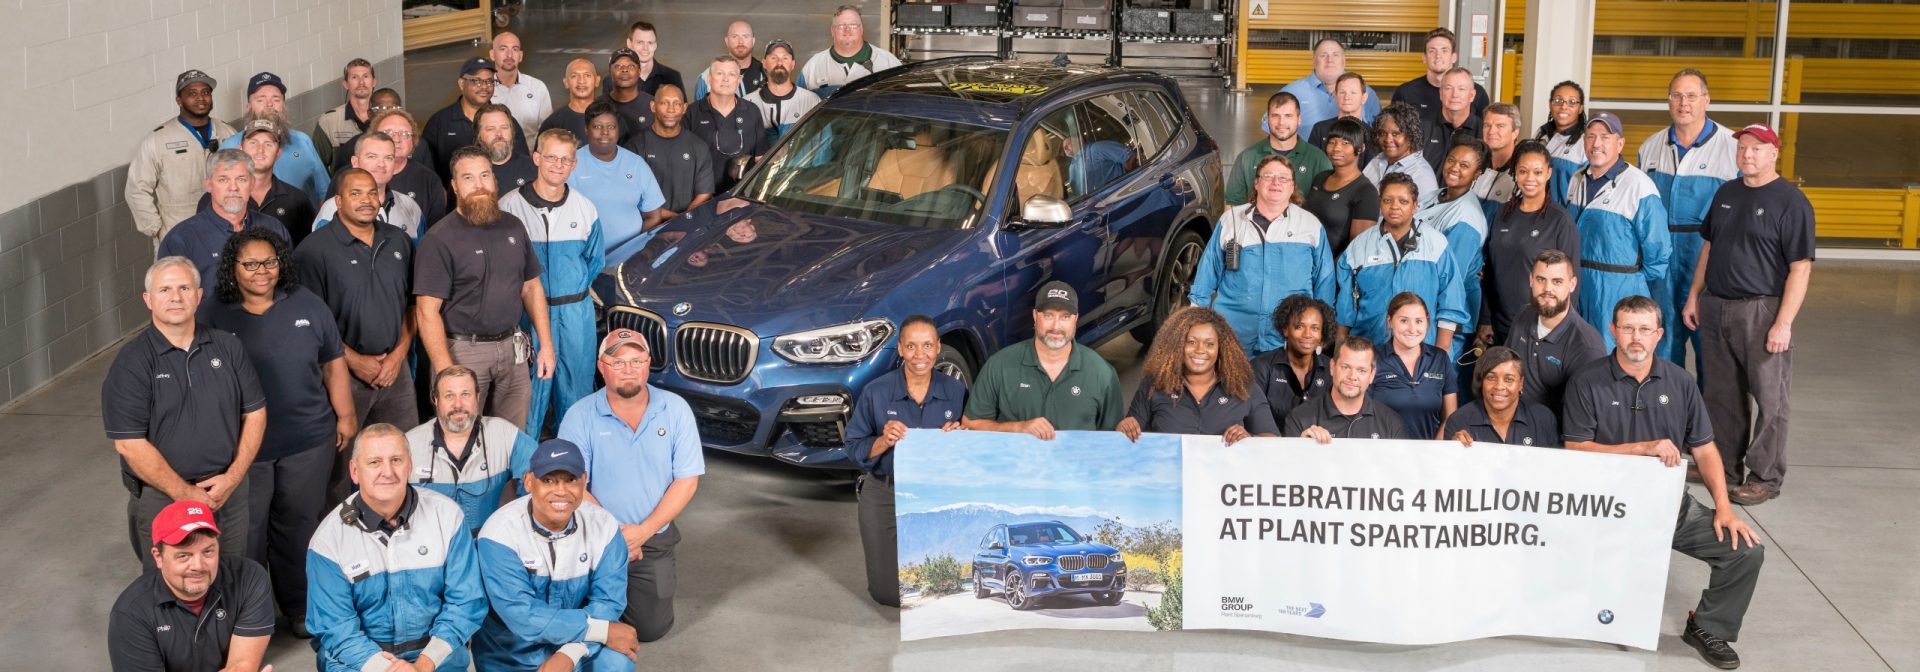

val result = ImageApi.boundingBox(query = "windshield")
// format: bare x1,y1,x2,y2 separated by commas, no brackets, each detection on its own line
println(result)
734,109,1007,230
1008,523,1083,546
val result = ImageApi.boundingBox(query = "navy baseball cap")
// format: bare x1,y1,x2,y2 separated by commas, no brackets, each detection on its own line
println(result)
1035,280,1078,314
247,72,286,96
609,48,641,67
460,57,497,76
529,439,587,478
764,39,795,59
1586,111,1624,136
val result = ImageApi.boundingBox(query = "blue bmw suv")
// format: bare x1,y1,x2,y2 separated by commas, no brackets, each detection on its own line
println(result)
972,521,1128,610
592,57,1223,468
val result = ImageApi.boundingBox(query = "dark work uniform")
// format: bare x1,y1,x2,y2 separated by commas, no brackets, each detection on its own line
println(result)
1699,177,1815,490
390,159,451,234
293,218,420,432
1482,201,1581,342
1392,75,1490,126
108,555,275,672
844,368,967,607
636,62,684,97
686,97,768,192
1368,343,1457,439
414,211,545,428
199,287,342,618
539,105,594,147
490,151,538,195
1282,393,1409,440
1125,380,1280,436
102,325,265,568
194,176,316,246
964,339,1125,431
421,102,529,184
1308,117,1377,168
601,91,655,145
1419,111,1483,172
1302,170,1380,258
155,210,291,282
625,127,715,213
1443,399,1561,447
1504,304,1606,416
1561,354,1763,642
1250,350,1332,430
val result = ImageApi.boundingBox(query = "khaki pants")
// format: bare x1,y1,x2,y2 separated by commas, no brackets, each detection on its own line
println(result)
450,336,531,430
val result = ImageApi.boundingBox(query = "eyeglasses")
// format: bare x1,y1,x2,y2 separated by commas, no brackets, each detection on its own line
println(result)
1616,326,1660,337
1255,174,1293,183
385,130,417,139
602,357,649,371
1667,92,1704,103
538,154,577,165
237,258,281,271
832,23,861,31
1549,98,1582,107
461,76,499,87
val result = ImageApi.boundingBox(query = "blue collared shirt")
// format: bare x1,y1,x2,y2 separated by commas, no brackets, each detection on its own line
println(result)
1668,118,1718,162
1279,74,1382,138
844,368,967,482
558,386,705,531
1580,160,1628,209
155,208,291,282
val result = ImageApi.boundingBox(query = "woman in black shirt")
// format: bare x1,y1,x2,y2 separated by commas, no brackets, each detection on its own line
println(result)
1250,294,1335,429
1302,117,1379,258
1446,346,1561,448
1118,306,1279,443
1479,139,1582,345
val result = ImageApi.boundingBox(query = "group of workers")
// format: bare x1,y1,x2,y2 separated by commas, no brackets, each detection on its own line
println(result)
103,7,1807,670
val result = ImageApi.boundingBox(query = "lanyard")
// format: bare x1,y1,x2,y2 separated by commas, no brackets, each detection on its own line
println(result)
180,117,216,151
434,424,492,498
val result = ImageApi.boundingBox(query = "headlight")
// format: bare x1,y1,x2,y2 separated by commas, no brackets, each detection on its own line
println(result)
772,319,894,364
1021,557,1053,566
1109,551,1124,563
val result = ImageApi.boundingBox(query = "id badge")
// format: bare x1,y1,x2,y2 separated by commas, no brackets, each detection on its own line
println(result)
513,331,529,364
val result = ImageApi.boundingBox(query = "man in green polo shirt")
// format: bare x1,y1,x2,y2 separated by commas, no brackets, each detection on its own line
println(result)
964,281,1125,439
1226,91,1332,205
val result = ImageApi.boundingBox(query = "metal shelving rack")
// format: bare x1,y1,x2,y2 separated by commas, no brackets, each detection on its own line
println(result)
887,1,1234,86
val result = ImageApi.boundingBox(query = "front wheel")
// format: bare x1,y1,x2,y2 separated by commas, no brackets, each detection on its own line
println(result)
1005,570,1036,611
935,341,975,388
1133,226,1207,345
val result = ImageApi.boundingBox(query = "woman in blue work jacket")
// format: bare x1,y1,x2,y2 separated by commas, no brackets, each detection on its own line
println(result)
1335,172,1468,350
1369,292,1458,439
1536,81,1589,206
1188,154,1336,356
1418,137,1491,358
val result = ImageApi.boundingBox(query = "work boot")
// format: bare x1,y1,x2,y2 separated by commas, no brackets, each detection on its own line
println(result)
1683,612,1741,669
1729,482,1779,506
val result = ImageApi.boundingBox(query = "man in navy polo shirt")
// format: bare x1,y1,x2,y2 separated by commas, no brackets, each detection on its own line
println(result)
157,149,291,281
104,257,266,570
559,329,703,642
844,315,966,607
108,500,274,672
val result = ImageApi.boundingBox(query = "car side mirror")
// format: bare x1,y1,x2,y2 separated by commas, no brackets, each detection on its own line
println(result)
988,541,1005,551
1013,194,1071,229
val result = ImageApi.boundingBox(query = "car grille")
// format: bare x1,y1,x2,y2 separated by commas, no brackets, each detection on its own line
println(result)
605,307,668,371
1058,555,1086,572
1087,554,1108,570
675,322,758,383
677,390,761,445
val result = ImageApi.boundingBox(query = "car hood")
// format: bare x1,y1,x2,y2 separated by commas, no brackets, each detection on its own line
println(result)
607,199,971,334
1017,541,1120,557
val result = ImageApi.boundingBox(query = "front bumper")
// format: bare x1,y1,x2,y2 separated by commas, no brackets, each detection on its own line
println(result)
1022,566,1129,597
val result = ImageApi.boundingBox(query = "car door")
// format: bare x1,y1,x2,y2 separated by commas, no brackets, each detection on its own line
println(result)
1075,89,1189,341
975,526,1011,586
992,102,1113,351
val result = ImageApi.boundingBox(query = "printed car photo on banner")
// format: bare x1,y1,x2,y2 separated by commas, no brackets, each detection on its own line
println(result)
893,432,1684,650
891,430,1184,641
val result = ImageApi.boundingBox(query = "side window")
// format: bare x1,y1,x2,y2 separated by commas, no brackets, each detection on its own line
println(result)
1012,107,1076,205
996,527,1011,548
979,530,996,550
1128,90,1180,161
1069,95,1144,197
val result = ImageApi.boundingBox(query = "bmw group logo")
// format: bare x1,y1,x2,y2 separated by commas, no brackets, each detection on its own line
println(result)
1070,386,1081,396
1658,394,1670,405
418,546,430,555
210,358,223,369
1597,609,1615,625
672,302,692,316
579,552,589,563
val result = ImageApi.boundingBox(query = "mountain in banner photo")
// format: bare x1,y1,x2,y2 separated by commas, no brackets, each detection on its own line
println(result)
896,503,1136,565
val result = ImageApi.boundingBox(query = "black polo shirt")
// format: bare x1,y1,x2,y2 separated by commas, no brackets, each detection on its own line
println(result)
541,106,600,147
687,97,768,191
294,217,414,355
1392,75,1490,125
389,160,450,229
844,369,969,482
413,211,543,336
1250,350,1331,430
421,102,529,184
155,210,292,283
602,91,655,142
1702,177,1816,300
964,339,1125,431
1125,380,1280,436
1504,305,1607,415
194,176,317,246
1282,393,1409,440
108,554,275,672
492,150,538,195
198,288,345,460
1443,399,1561,448
102,325,266,483
1420,111,1483,172
1561,355,1713,450
1483,202,1580,341
625,126,715,212
636,62,684,97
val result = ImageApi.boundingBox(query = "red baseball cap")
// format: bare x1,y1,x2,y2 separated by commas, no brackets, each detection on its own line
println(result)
152,500,220,547
599,328,650,357
1733,123,1781,148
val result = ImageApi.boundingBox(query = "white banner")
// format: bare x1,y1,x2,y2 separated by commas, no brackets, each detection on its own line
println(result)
1181,437,1682,650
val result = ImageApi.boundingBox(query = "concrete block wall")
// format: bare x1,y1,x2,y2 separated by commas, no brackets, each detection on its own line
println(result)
0,0,406,407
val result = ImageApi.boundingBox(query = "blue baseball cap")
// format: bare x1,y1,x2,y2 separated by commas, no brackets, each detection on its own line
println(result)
529,438,587,478
247,72,286,96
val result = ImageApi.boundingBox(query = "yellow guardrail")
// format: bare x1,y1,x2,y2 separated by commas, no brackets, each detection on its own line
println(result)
1509,1,1920,42
1805,186,1920,249
1243,50,1426,90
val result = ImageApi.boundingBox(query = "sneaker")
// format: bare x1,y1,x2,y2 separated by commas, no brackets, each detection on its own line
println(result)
1728,483,1779,506
1683,613,1741,669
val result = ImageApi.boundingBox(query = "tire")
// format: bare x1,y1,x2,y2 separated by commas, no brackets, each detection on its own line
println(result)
1133,225,1207,345
973,570,990,599
1005,570,1036,611
934,344,975,388
1094,590,1124,606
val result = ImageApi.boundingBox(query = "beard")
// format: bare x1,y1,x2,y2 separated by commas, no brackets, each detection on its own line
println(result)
768,66,791,86
484,139,512,163
613,380,645,399
440,411,474,434
459,189,501,225
240,108,293,144
1040,332,1070,350
1533,293,1567,319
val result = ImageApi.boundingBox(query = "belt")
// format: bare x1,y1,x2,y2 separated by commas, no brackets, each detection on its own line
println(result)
377,635,433,654
448,331,515,343
1669,224,1703,233
547,290,589,306
1580,259,1641,274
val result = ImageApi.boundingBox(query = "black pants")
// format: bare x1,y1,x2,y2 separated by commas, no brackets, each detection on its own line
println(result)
624,524,681,642
128,476,249,572
245,443,332,618
1700,294,1793,488
1673,495,1765,641
857,475,901,607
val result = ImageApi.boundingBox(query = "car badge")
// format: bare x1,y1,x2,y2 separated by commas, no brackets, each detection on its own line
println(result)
673,302,692,316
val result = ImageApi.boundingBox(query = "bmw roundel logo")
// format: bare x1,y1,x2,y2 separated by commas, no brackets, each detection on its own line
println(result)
672,302,692,316
1597,609,1615,625
579,552,589,563
418,546,429,555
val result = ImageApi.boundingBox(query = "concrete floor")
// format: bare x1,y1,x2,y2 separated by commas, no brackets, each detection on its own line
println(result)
16,1,1920,670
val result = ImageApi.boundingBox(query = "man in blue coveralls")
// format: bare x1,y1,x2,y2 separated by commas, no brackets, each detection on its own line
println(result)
1638,69,1739,371
501,128,606,437
1565,112,1671,351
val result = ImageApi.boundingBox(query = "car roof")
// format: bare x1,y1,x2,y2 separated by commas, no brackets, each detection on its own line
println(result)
827,57,1165,127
